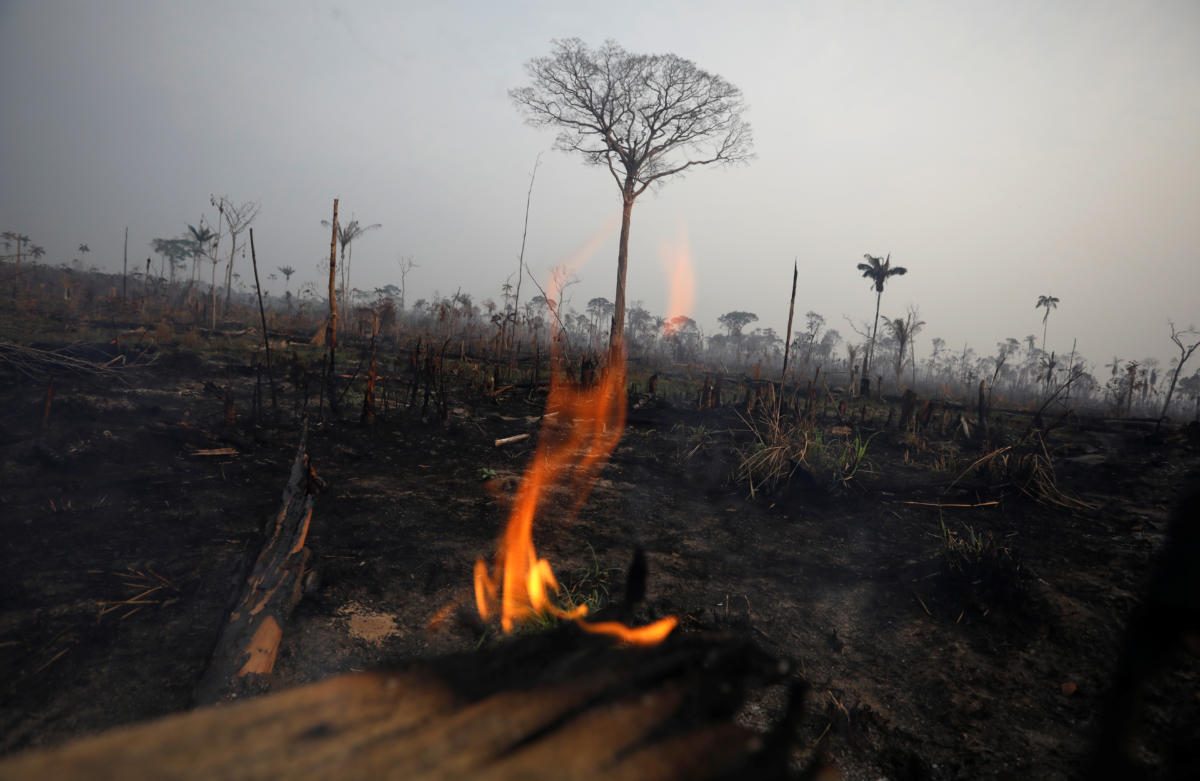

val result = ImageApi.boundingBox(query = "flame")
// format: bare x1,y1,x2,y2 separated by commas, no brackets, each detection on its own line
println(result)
660,224,695,335
472,261,676,645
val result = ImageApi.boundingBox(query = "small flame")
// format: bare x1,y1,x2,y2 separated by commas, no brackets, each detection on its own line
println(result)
473,266,676,645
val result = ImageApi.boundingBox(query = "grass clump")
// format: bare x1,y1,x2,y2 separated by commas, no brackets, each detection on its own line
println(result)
735,409,875,497
936,518,1026,614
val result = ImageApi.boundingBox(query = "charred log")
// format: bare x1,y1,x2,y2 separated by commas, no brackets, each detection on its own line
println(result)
193,423,316,705
3,631,812,780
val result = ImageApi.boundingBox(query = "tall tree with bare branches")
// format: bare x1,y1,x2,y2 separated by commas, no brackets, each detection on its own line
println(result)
1158,322,1200,429
511,38,753,360
212,196,260,314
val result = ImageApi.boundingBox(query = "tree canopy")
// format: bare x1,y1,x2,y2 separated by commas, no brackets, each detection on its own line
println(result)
511,39,753,199
511,38,753,357
717,311,758,337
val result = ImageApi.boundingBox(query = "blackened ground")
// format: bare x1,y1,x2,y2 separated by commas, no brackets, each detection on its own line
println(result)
0,351,1197,780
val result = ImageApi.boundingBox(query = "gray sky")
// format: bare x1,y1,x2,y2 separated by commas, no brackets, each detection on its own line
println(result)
3,0,1198,371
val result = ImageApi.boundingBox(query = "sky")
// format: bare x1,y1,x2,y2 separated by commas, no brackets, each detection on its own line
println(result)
2,0,1198,372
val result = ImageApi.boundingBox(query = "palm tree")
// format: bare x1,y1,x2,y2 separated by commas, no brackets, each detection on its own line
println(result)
1035,294,1059,353
152,237,191,286
277,265,296,294
186,223,216,283
856,253,908,394
4,232,31,298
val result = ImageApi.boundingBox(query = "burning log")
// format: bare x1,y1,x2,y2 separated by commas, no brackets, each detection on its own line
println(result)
193,423,316,705
0,631,808,780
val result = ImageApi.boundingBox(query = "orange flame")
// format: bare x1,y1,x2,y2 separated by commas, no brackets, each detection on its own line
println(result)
660,224,695,334
473,266,677,645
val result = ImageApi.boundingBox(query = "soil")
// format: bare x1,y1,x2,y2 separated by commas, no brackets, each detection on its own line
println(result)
1,341,1197,780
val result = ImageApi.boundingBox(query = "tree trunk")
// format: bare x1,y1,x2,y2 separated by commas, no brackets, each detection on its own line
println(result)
608,191,636,364
1157,338,1199,430
862,288,882,396
210,261,218,331
342,243,352,335
10,237,20,299
248,229,275,413
223,234,237,314
326,199,340,414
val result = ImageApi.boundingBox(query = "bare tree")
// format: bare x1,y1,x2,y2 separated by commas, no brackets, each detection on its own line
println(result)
509,153,541,354
325,199,340,413
511,38,753,360
397,255,417,313
212,196,260,314
1158,322,1200,429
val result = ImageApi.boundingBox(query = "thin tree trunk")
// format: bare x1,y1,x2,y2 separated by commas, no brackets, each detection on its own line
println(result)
10,237,20,299
343,242,352,334
223,233,237,314
122,226,128,301
1065,338,1077,405
608,191,636,364
862,288,882,395
1158,336,1199,431
326,199,340,414
209,209,225,330
211,261,219,331
512,154,541,357
249,229,275,412
779,260,799,415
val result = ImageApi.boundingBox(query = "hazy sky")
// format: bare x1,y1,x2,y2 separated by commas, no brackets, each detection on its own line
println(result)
3,0,1198,371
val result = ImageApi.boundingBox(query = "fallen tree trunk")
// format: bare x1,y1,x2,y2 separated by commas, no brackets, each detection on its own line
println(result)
192,423,316,705
1,631,807,780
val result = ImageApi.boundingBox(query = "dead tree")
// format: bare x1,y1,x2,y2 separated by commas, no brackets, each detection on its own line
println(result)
212,196,260,315
325,199,340,414
1157,321,1200,431
512,39,753,361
